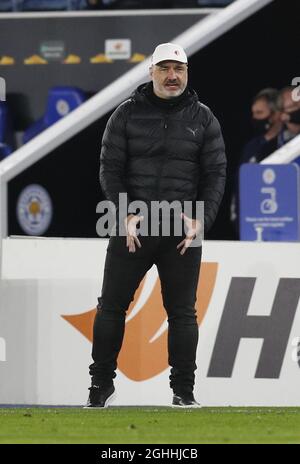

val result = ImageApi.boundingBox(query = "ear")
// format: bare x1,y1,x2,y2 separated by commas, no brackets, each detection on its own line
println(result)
149,65,154,79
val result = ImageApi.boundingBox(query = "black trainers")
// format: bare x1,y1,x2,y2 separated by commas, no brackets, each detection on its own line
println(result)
172,392,201,408
83,384,116,409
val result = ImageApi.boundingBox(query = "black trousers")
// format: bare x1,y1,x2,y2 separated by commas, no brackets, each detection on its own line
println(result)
89,227,202,395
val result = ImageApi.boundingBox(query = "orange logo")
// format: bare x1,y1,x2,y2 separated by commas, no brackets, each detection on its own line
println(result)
62,263,218,381
114,42,123,51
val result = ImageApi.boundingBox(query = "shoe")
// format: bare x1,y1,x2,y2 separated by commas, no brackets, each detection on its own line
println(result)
83,384,116,409
172,392,201,408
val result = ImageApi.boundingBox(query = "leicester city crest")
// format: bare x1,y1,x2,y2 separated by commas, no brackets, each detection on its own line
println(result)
16,184,53,235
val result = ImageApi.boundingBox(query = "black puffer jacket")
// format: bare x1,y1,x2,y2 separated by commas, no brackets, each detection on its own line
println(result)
100,83,226,233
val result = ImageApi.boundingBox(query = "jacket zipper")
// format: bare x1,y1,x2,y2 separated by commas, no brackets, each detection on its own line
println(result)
156,116,169,199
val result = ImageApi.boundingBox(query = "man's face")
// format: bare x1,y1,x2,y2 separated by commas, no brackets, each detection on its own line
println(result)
281,90,300,134
251,99,272,120
150,60,188,99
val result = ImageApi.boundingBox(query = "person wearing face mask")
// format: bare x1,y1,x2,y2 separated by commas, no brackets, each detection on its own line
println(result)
278,86,300,147
242,88,282,164
230,88,282,236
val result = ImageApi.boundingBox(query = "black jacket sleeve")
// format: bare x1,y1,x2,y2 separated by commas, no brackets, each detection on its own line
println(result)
99,101,131,220
197,109,227,234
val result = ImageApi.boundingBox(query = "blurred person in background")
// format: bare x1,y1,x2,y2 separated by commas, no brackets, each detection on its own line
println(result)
84,0,122,8
230,88,282,234
278,86,300,146
241,88,282,164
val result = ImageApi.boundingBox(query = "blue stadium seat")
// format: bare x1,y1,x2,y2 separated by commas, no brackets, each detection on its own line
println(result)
0,143,13,159
23,86,87,144
197,0,234,5
0,102,14,160
294,156,300,167
20,0,79,10
0,0,22,11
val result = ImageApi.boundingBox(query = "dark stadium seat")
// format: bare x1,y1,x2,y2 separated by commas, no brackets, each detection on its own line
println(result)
0,102,14,160
23,86,87,144
0,143,13,158
21,0,78,10
0,0,82,10
197,0,234,5
0,0,235,11
0,0,22,11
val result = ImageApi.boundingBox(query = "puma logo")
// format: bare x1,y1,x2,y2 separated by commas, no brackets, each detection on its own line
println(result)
187,127,198,137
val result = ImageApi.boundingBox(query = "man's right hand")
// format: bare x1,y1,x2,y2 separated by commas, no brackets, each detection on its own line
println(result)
124,214,144,253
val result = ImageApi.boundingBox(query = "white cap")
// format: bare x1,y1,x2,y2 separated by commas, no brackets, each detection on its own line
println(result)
151,43,187,65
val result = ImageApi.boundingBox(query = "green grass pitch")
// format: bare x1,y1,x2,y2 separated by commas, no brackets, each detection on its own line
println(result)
1,407,300,444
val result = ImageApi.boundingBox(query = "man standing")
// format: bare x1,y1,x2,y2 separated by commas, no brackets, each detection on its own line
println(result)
85,43,226,408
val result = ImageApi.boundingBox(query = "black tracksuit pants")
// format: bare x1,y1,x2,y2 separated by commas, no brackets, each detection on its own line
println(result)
89,226,202,396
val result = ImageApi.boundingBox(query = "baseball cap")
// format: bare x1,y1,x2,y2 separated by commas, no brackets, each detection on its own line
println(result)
151,43,188,65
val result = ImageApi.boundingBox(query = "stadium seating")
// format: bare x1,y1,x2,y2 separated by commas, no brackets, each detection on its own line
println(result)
23,86,87,144
0,0,22,11
0,102,14,160
0,0,81,10
0,0,235,11
197,0,234,5
21,0,79,10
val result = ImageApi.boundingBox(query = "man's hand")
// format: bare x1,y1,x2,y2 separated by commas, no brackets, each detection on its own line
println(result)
125,214,144,253
176,212,201,255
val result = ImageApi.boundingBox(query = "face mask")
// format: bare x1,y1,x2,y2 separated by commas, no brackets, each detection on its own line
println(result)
288,108,300,125
252,117,271,135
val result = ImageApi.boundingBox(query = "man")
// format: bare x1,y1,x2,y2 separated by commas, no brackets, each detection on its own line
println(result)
85,43,226,408
241,88,282,164
278,86,300,146
230,88,282,234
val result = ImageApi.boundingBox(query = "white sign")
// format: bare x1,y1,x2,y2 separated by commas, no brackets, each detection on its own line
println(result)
105,39,131,60
0,77,5,101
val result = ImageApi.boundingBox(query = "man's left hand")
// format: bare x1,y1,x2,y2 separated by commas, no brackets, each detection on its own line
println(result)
176,212,201,255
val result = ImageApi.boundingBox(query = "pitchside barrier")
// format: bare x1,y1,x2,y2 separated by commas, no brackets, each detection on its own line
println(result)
0,237,300,407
